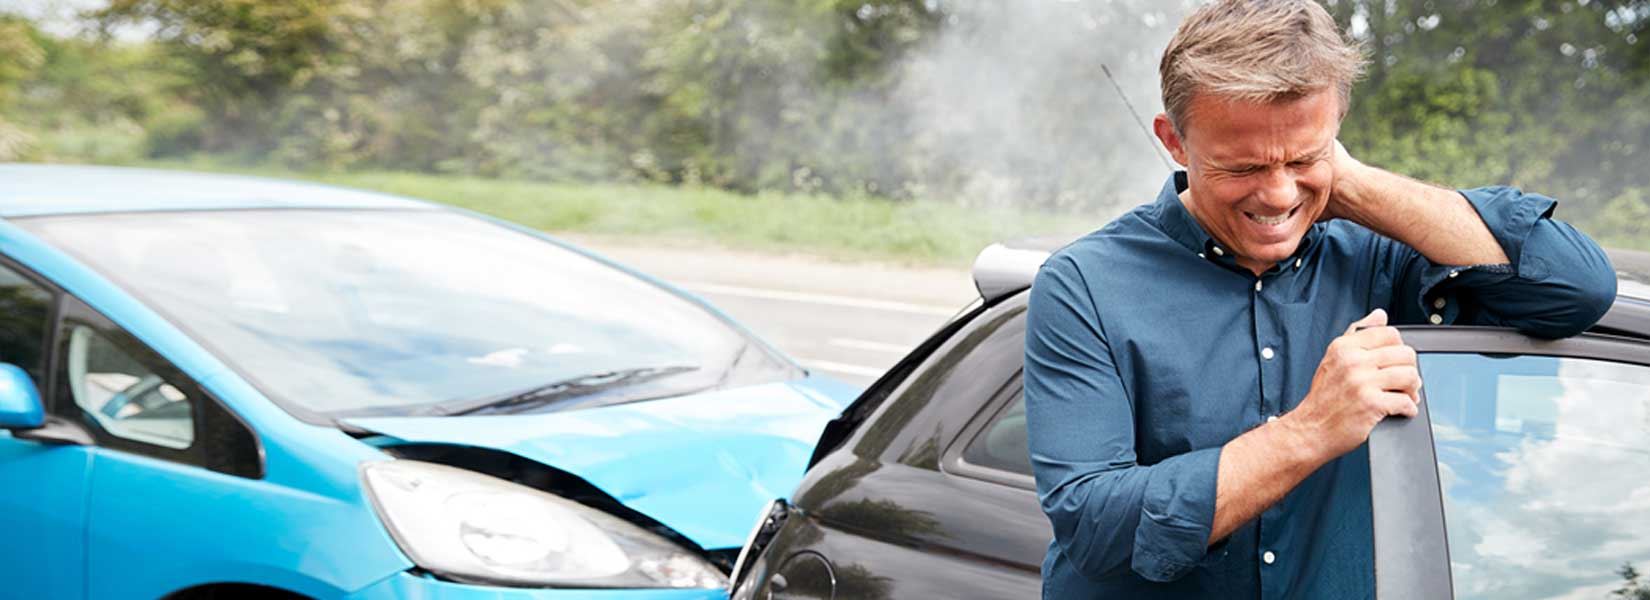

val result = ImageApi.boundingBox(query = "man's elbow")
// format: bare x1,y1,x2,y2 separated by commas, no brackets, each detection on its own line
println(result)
1040,482,1138,580
1523,255,1617,339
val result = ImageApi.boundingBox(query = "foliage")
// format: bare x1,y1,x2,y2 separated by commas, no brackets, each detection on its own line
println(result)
143,158,1083,264
1327,0,1650,248
0,0,1646,252
1617,562,1650,600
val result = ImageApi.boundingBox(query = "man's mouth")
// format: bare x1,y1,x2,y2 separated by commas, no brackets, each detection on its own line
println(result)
1244,205,1300,226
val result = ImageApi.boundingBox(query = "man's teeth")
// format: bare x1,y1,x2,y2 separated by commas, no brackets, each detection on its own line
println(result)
1248,212,1289,226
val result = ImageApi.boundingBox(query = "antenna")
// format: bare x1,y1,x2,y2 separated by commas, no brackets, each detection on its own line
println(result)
1100,64,1175,171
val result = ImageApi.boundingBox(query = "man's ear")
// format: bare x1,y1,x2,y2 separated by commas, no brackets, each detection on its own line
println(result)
1153,113,1189,168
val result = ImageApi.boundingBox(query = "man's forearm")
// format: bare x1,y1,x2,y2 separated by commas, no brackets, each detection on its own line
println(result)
1208,418,1327,544
1332,162,1510,267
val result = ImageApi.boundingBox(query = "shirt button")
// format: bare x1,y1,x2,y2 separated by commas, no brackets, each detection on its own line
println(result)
1266,415,1279,423
1430,313,1444,325
1263,551,1277,565
1212,246,1225,256
1294,258,1303,269
1198,252,1206,259
1254,280,1263,292
1261,347,1275,360
1448,270,1460,278
1433,297,1447,309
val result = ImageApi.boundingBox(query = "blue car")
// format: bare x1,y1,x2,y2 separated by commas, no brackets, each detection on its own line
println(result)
0,164,858,599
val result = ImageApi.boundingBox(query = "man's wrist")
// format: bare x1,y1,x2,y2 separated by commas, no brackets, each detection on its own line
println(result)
1269,413,1333,471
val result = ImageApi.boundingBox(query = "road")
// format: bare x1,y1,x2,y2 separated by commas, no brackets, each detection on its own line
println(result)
565,235,980,388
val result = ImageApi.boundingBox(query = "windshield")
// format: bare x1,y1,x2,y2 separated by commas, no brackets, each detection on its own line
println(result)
23,209,795,420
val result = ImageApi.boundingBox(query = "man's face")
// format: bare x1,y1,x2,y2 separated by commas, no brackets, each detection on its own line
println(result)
1153,90,1340,274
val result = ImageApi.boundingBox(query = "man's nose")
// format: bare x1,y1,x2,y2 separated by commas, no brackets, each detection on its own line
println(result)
1254,166,1299,211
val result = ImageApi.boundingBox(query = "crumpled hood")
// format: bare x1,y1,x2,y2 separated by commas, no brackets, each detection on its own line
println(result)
343,378,856,550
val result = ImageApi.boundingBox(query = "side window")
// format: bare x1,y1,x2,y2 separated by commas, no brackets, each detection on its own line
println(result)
65,325,193,449
1418,352,1650,600
56,298,262,478
961,391,1032,477
0,263,53,388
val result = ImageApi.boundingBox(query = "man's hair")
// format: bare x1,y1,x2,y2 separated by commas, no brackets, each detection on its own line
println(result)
1159,0,1367,134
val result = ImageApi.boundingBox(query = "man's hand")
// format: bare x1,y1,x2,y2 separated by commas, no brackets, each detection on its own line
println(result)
1314,140,1510,265
1318,139,1365,224
1281,309,1421,461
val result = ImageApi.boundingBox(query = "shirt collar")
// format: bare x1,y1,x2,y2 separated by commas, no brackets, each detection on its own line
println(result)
1151,171,1323,272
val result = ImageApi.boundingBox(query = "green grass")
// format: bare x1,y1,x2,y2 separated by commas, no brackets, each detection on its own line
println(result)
131,159,1091,266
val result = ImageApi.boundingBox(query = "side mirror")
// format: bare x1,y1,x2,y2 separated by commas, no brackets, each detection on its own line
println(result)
0,363,44,430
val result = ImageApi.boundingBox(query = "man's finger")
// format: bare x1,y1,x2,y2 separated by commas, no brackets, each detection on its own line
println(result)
1350,325,1404,350
1381,392,1420,418
1375,365,1423,394
1344,308,1388,336
1370,345,1418,368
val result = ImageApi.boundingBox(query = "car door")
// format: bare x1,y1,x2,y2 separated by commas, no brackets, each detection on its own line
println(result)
50,294,266,599
1370,328,1650,600
756,298,1049,600
0,258,92,600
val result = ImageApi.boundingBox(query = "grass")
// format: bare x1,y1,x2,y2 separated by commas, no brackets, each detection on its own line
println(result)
129,159,1092,266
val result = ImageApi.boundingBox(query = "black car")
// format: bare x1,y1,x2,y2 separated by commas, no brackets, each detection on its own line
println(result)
729,241,1650,600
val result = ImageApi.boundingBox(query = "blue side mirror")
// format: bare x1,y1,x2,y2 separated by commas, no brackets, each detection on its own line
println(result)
0,363,44,430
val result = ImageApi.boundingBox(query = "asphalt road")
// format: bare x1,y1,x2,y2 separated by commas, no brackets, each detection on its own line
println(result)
565,236,980,388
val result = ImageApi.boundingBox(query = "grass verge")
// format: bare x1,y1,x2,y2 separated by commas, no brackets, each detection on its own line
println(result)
133,160,1093,266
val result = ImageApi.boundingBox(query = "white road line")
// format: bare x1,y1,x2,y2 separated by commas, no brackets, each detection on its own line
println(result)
796,357,887,378
678,281,958,317
828,338,912,354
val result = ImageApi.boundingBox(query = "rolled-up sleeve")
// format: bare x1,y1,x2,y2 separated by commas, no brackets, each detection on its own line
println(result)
1024,256,1222,583
1383,186,1617,337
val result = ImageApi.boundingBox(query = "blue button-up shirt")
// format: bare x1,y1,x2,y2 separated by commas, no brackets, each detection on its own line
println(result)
1024,172,1616,599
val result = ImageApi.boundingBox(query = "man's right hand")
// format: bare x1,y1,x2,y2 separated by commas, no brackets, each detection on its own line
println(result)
1283,308,1422,461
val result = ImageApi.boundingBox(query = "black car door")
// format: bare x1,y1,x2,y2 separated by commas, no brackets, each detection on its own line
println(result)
1370,328,1650,600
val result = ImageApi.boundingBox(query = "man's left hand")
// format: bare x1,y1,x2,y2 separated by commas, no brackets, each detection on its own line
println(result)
1319,139,1365,223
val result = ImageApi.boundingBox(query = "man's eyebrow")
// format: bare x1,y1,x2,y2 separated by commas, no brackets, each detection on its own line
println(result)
1287,147,1333,163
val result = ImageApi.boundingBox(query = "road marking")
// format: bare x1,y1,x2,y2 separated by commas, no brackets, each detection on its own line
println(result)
796,357,886,378
828,338,911,354
678,281,958,317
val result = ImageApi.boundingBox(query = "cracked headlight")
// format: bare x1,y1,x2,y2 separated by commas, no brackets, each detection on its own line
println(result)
361,460,727,589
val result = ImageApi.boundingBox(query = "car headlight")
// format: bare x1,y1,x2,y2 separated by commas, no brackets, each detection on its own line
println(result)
360,460,727,589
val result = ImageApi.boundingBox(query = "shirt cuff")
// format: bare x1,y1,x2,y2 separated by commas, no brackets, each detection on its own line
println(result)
1130,445,1222,582
1458,186,1558,278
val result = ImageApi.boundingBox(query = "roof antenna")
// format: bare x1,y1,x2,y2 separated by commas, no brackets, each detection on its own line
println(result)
1101,64,1175,171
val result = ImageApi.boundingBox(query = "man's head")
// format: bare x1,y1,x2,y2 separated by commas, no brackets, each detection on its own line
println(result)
1151,0,1366,273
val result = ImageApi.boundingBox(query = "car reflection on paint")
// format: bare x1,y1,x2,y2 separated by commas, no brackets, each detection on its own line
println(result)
729,240,1650,600
0,164,858,600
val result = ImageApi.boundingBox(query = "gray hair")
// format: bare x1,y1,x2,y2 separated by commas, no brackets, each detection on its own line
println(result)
1159,0,1367,134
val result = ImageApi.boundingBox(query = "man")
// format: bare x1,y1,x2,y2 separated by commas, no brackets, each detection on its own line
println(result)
1023,1,1618,598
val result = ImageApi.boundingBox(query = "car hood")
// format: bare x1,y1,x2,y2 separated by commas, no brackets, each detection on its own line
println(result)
342,377,857,550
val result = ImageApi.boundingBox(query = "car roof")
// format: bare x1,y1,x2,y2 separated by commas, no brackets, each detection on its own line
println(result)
973,236,1650,306
0,163,435,217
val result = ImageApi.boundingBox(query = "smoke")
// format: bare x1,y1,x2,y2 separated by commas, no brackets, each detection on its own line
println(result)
887,0,1200,216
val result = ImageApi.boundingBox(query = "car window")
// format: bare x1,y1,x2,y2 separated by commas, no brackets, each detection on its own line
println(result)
1418,352,1650,600
0,262,53,388
961,391,1031,476
65,324,194,449
20,210,792,420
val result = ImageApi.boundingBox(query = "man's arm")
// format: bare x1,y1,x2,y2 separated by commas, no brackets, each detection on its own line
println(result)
1207,309,1420,543
1025,257,1225,583
1328,142,1617,337
1025,260,1419,580
1326,142,1509,267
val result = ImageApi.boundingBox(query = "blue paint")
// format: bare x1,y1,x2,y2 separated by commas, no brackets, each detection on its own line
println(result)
346,377,854,550
0,364,43,428
0,164,431,217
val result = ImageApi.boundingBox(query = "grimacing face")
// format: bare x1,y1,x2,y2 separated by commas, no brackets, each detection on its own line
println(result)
1152,89,1341,275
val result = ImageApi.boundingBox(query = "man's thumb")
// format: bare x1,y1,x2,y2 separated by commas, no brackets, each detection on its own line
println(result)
1347,308,1389,334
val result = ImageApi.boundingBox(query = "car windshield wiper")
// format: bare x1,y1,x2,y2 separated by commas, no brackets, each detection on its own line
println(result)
419,365,701,417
